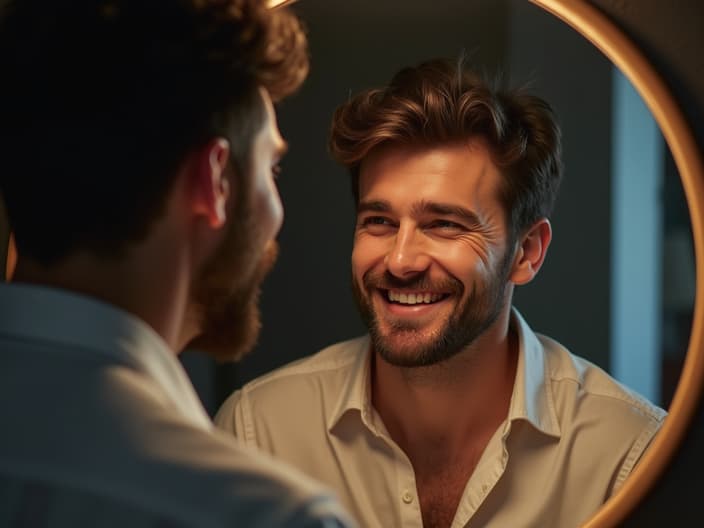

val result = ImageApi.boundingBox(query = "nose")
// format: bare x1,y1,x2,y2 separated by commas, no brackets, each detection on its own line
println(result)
385,224,431,278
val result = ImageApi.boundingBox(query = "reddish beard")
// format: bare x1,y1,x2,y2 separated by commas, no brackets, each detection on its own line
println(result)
187,201,279,362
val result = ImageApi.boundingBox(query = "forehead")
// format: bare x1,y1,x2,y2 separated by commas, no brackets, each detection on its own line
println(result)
358,142,503,210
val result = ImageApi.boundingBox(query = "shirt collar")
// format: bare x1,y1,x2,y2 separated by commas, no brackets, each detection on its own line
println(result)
328,309,561,438
0,282,212,431
508,308,561,437
327,335,375,433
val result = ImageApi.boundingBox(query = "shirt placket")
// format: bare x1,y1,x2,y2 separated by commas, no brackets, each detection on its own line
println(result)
393,445,423,528
364,403,424,528
452,422,511,528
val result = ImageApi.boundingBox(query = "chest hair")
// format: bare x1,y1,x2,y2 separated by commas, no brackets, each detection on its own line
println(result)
415,452,481,528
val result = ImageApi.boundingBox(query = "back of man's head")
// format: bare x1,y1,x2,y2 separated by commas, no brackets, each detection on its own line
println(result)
0,0,308,266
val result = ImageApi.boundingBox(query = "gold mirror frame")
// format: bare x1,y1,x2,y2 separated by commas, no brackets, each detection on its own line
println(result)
526,2,704,527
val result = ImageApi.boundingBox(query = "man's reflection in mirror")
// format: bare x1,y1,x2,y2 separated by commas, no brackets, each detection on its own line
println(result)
215,58,665,528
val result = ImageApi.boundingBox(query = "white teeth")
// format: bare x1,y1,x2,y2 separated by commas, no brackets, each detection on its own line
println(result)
387,291,445,305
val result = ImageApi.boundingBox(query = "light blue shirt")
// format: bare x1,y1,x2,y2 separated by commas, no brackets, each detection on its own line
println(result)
0,282,354,527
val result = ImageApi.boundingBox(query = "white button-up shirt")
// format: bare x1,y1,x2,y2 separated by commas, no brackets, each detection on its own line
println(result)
0,282,354,527
216,309,665,528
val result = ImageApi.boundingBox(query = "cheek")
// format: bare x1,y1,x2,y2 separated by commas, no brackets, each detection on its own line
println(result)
252,171,283,242
441,239,496,274
350,244,366,280
351,235,388,274
430,243,493,292
351,243,383,284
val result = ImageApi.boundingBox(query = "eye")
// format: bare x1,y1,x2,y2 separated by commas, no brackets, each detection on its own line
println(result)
361,216,392,226
358,215,396,234
428,219,466,231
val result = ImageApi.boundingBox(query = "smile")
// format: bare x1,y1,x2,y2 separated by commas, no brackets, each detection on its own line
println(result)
384,289,450,305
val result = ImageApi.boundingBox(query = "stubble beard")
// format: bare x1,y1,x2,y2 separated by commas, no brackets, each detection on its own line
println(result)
352,250,514,368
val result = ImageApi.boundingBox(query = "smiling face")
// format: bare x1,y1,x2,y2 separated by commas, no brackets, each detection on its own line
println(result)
351,141,518,367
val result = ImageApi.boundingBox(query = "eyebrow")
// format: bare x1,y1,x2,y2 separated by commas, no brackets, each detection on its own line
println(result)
357,200,391,214
413,200,482,226
357,199,482,227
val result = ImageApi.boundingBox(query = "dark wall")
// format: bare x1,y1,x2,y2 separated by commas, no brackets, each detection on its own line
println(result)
507,0,613,370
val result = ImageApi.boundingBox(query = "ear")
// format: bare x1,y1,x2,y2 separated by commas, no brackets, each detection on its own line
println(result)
508,218,552,286
190,138,231,229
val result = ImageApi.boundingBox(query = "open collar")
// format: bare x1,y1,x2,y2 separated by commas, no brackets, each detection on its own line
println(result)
327,309,561,439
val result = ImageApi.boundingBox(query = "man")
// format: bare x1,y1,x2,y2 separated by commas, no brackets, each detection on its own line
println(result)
215,59,666,528
0,0,355,526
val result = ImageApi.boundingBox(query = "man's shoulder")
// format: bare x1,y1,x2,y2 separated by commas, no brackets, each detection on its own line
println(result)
240,335,368,397
0,378,353,527
2,425,352,527
215,336,368,439
538,333,666,427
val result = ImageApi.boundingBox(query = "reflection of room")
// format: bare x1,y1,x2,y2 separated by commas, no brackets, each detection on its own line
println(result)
506,1,693,411
610,68,664,405
610,69,694,408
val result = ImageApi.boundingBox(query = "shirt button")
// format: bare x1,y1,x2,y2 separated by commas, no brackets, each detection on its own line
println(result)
402,490,414,504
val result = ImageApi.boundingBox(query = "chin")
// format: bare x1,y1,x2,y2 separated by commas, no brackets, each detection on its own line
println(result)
186,294,262,363
371,326,450,368
187,239,278,362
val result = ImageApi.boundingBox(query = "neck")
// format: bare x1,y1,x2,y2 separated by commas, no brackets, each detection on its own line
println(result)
12,241,191,353
372,306,518,460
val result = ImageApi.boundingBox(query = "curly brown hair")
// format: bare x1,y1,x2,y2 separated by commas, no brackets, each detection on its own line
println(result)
0,0,308,265
329,58,563,240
